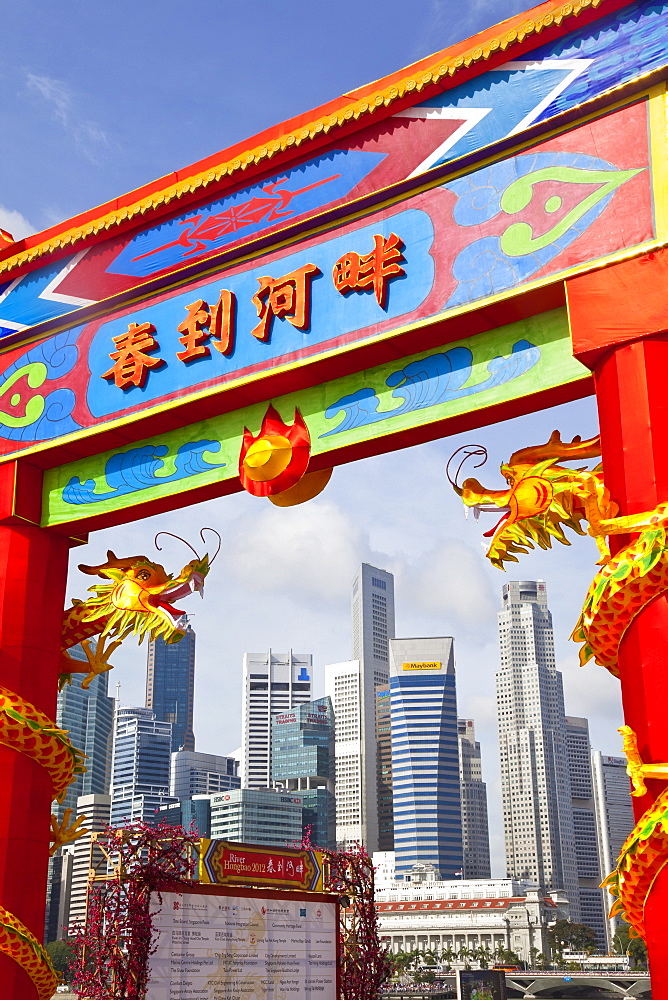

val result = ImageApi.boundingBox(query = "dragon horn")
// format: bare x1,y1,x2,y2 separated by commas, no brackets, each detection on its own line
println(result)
78,552,152,577
508,430,601,466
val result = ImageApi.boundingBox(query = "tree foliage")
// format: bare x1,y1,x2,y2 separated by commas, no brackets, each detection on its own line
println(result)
46,939,76,980
612,924,649,969
548,919,598,956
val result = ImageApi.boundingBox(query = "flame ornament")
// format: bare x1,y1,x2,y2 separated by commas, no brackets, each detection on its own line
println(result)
239,405,313,497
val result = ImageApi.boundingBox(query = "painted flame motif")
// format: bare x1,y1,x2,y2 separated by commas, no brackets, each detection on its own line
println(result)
239,405,312,497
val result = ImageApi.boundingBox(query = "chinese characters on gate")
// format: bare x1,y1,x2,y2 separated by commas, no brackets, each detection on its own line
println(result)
102,233,405,389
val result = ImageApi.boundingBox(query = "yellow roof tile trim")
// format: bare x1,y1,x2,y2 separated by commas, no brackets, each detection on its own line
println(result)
0,0,604,278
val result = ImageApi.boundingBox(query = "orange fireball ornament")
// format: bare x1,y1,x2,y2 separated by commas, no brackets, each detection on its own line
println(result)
239,405,312,497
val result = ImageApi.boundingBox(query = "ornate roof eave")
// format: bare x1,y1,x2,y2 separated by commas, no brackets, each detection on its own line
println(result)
0,0,625,278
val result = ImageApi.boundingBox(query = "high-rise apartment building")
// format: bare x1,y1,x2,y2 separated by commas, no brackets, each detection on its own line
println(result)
592,751,635,949
110,707,175,827
565,716,607,949
496,581,580,919
146,623,196,752
458,719,491,879
240,650,312,789
170,749,240,799
271,697,336,849
389,637,463,879
326,565,395,853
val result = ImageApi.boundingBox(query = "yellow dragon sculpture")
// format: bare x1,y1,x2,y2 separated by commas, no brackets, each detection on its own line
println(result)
0,530,217,999
448,432,668,944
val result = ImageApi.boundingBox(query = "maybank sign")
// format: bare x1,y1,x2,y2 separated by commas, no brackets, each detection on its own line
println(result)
402,661,441,671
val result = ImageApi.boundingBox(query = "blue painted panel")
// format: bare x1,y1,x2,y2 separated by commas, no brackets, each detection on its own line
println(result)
530,0,668,117
419,66,573,160
108,151,385,278
86,210,435,417
0,256,80,334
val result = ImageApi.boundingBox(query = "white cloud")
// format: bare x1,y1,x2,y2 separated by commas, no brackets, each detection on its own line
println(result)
400,537,497,633
223,500,370,605
25,71,111,162
559,651,625,756
0,204,35,240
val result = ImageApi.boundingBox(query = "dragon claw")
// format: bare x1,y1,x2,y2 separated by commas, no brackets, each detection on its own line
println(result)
50,809,89,856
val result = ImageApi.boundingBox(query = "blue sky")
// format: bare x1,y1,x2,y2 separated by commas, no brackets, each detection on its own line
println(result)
1,0,623,874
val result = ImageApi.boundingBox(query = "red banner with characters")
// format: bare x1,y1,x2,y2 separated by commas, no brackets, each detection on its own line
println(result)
199,839,324,892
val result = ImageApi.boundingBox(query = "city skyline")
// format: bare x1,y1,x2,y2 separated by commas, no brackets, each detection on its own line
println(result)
46,563,630,949
94,439,622,880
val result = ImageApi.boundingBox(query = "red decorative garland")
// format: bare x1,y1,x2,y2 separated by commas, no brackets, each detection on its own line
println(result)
71,822,198,1000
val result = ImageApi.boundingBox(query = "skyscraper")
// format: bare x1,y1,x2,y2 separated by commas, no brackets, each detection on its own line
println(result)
326,564,395,853
44,850,74,943
209,788,303,847
170,749,240,799
271,696,336,849
68,793,111,931
389,637,462,879
240,650,312,789
157,795,213,837
52,644,115,822
46,644,114,940
496,581,580,918
351,563,395,671
110,706,175,827
592,751,635,949
566,716,607,948
458,719,491,879
376,685,394,851
146,623,196,752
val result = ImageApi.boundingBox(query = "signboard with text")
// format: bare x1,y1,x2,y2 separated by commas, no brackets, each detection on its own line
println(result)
199,840,324,892
146,885,338,1000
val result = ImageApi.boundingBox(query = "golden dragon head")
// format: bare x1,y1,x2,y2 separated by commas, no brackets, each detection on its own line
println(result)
78,529,220,644
447,431,602,569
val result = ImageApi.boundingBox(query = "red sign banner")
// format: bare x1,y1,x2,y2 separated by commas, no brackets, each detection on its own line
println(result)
199,839,324,892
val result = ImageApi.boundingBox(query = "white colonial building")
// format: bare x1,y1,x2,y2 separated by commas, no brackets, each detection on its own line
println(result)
375,876,569,963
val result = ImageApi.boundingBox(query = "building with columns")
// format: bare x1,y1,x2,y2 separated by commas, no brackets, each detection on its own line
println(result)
376,877,569,963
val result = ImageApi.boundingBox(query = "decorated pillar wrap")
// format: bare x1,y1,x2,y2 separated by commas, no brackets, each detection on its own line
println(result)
0,465,72,999
568,250,668,989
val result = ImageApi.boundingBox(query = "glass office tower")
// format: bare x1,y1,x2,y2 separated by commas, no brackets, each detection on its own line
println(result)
389,637,463,879
146,623,196,753
271,697,336,849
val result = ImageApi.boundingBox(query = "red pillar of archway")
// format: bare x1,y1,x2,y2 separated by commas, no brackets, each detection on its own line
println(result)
568,249,668,991
0,462,75,998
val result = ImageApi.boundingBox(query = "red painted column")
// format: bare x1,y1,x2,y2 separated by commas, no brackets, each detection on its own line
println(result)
594,337,668,986
568,249,668,992
0,463,72,998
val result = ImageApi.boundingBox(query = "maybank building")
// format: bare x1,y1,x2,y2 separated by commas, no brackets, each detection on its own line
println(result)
389,638,462,879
